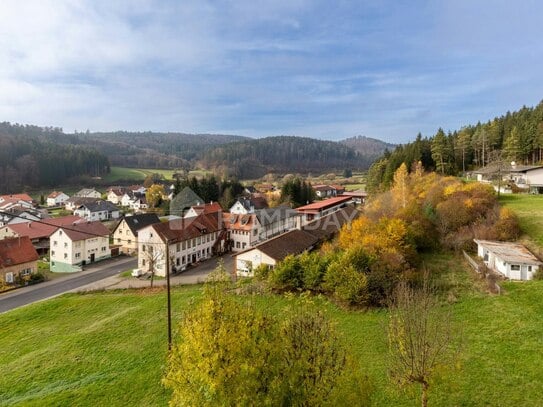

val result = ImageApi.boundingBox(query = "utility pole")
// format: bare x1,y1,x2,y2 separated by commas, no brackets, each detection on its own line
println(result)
166,241,172,351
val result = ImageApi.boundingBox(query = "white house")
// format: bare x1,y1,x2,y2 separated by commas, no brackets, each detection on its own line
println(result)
106,187,127,205
474,239,542,280
50,221,111,272
137,210,225,277
224,206,297,252
296,196,352,227
74,188,102,199
74,200,120,222
234,229,319,276
234,206,359,277
46,191,70,207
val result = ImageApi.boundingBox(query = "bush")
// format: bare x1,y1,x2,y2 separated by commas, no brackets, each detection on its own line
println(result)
268,255,304,292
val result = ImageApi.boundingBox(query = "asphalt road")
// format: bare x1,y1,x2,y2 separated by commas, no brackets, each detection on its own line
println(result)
0,256,137,314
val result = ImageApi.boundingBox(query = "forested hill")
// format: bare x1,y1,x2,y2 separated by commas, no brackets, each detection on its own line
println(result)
0,123,109,193
199,136,366,179
77,131,250,169
367,100,543,191
340,135,395,158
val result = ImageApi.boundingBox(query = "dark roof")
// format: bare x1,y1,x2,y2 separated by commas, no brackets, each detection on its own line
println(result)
59,221,110,242
250,229,319,262
303,206,359,240
473,164,543,174
170,187,204,217
78,200,119,213
255,206,296,227
0,236,39,267
152,212,220,244
119,213,161,235
66,197,100,205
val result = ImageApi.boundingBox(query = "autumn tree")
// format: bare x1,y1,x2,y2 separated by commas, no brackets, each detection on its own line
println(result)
392,163,409,209
431,128,449,174
145,184,165,208
388,278,456,407
164,268,372,406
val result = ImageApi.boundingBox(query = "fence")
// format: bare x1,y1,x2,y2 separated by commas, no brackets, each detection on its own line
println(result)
462,250,502,295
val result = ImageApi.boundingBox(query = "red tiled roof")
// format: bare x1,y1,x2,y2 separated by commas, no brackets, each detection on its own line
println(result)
190,202,223,215
47,191,65,199
296,196,352,213
59,221,110,242
223,213,256,231
0,194,34,203
0,236,39,267
8,216,84,240
152,212,220,244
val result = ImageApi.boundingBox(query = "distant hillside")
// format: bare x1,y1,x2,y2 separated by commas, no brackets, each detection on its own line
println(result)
199,136,369,179
0,122,109,194
76,132,250,169
340,135,395,157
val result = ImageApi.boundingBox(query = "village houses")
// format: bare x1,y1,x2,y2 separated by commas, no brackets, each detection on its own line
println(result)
49,221,111,272
73,188,102,199
0,236,40,285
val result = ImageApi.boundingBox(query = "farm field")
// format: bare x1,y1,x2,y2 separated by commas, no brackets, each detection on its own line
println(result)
103,167,213,183
499,194,543,245
2,253,543,406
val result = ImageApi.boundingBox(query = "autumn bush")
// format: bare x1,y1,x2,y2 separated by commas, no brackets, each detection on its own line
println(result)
163,277,373,406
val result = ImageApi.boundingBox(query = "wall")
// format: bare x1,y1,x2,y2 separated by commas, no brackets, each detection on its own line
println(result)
0,260,37,284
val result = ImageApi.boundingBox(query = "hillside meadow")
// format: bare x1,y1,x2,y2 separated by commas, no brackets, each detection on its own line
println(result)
2,253,543,406
499,194,543,245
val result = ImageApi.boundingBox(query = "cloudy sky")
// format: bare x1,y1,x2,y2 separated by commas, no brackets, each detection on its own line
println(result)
1,0,542,143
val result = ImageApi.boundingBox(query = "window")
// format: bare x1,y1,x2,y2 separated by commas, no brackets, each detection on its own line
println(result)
242,242,246,249
53,241,58,246
102,247,106,252
64,253,68,259
511,264,520,271
51,250,55,256
142,259,146,266
528,266,533,272
142,245,146,252
188,240,191,248
253,229,258,236
75,253,81,259
5,272,13,283
182,241,186,250
117,238,121,243
64,242,68,248
182,256,185,264
236,242,240,248
176,258,180,266
128,240,131,244
20,268,31,276
197,237,201,245
176,243,180,252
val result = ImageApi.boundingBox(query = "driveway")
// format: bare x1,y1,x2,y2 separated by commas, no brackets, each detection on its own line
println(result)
0,256,137,314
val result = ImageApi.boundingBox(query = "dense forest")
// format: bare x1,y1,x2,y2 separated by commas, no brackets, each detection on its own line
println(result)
76,131,250,169
199,136,369,179
340,135,395,159
367,100,543,191
0,123,109,193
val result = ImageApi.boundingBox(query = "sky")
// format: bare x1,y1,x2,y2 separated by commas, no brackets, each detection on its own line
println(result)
1,0,542,143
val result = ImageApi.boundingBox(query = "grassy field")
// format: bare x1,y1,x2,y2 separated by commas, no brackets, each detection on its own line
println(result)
103,167,213,183
2,253,543,406
499,194,543,245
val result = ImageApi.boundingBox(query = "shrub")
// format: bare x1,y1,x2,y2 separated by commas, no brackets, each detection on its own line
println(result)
268,255,304,292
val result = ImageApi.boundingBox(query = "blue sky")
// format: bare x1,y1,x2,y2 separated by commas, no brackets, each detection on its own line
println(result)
1,0,542,143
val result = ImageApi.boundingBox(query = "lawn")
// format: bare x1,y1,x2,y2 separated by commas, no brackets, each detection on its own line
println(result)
499,194,543,245
103,167,213,183
2,253,543,406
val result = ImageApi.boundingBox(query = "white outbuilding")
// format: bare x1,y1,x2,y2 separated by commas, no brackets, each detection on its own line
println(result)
474,239,542,280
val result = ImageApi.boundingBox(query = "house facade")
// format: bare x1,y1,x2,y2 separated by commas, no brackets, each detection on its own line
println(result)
474,239,542,280
137,211,224,277
112,213,160,254
50,222,111,272
0,236,39,284
47,191,70,207
296,196,352,226
107,187,127,205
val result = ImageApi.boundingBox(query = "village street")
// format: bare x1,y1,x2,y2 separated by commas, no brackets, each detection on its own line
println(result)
0,254,234,314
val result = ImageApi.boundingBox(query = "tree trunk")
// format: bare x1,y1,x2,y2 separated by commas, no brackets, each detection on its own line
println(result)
421,381,429,407
150,272,155,288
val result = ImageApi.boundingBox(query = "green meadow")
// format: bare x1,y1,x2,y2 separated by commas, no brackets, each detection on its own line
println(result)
2,252,543,406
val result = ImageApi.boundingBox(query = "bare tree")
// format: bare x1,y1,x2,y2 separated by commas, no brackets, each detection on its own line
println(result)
387,277,456,407
141,245,164,288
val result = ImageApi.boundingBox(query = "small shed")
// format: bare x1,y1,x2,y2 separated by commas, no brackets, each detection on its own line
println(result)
474,239,542,280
